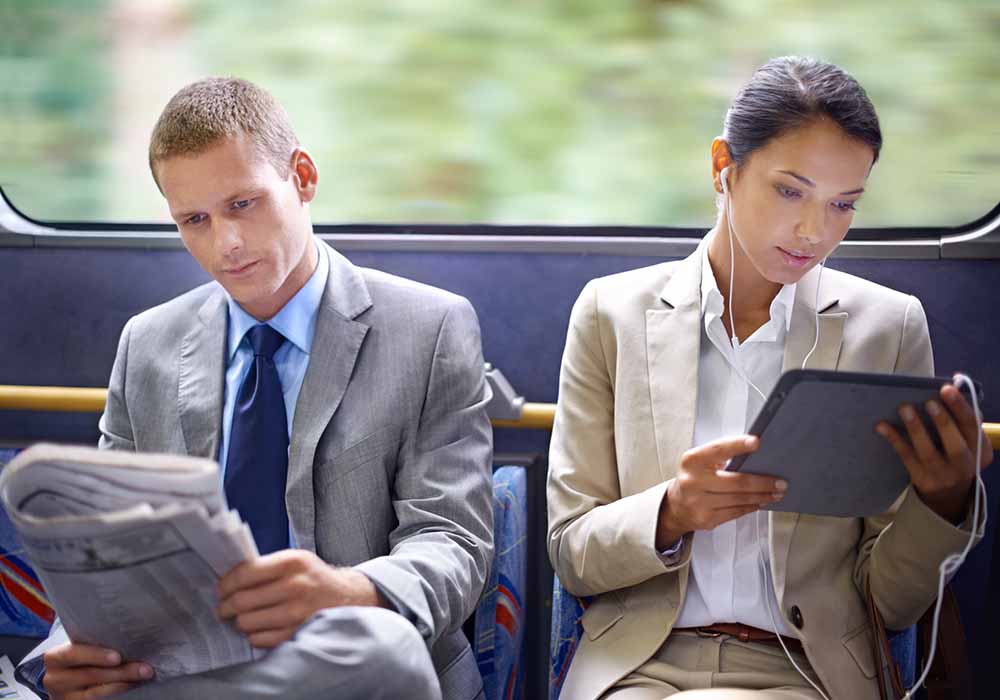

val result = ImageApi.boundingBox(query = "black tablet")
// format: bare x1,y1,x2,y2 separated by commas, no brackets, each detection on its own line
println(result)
725,369,984,518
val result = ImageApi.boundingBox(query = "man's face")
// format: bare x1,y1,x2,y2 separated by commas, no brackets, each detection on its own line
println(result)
156,135,318,320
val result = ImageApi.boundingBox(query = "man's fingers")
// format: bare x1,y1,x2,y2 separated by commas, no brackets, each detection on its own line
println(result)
218,550,299,598
45,662,152,695
233,603,300,635
218,577,293,618
45,643,122,669
65,682,138,700
682,435,758,470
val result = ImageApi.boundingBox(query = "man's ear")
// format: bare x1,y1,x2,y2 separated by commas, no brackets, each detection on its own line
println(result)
289,149,318,203
710,137,734,194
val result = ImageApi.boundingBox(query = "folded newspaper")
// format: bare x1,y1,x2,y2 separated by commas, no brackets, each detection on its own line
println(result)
0,443,263,680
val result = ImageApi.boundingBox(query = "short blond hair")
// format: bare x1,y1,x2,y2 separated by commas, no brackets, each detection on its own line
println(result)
149,77,299,189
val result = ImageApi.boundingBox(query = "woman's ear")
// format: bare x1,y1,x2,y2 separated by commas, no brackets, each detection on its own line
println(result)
289,149,319,203
711,137,733,194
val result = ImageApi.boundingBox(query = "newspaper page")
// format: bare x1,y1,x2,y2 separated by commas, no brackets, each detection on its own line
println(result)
0,444,263,680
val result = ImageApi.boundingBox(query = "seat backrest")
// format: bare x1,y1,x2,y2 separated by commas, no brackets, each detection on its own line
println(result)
547,574,916,699
474,466,528,700
0,448,55,641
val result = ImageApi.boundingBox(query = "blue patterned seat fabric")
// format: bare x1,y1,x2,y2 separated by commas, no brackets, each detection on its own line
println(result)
548,575,916,699
474,466,528,700
0,448,55,638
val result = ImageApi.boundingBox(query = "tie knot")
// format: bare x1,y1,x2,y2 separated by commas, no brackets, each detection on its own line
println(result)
246,324,285,360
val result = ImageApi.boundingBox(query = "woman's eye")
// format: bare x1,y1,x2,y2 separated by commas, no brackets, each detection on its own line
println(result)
777,186,801,200
233,199,253,210
833,201,857,212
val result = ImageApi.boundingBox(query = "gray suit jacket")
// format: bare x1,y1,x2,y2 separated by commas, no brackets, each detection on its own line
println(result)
31,241,493,699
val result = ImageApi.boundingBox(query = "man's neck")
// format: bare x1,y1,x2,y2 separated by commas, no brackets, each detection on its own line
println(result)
244,237,320,321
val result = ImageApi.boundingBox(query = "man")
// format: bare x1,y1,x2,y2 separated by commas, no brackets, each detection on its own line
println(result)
18,77,494,700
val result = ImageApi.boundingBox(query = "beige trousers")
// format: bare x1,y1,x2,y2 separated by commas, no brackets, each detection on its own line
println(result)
599,630,826,700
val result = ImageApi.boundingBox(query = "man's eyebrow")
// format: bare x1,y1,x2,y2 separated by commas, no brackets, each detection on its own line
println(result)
777,169,865,196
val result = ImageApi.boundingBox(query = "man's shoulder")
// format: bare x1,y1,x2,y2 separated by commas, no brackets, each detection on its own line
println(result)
126,281,223,341
358,267,472,318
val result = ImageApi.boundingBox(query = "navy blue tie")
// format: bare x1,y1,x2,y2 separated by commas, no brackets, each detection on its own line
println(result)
224,324,290,555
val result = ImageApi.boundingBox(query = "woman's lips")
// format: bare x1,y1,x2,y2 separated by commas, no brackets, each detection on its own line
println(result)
777,247,814,268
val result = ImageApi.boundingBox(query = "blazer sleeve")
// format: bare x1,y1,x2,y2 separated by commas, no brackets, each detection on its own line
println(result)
547,282,685,598
98,316,137,451
854,296,985,629
354,298,494,644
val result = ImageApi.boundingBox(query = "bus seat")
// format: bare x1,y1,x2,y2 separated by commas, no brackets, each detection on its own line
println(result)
0,447,54,659
474,465,528,700
547,576,916,699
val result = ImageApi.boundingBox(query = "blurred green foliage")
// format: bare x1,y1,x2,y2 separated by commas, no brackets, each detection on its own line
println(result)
0,0,997,227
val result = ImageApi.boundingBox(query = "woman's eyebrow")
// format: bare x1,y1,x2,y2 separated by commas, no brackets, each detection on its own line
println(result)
777,169,865,195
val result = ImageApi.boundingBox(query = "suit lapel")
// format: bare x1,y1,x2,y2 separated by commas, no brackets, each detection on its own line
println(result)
647,249,703,484
771,264,847,602
285,244,372,553
178,290,228,460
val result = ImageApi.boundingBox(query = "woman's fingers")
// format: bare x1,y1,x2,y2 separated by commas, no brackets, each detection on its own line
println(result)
682,435,758,470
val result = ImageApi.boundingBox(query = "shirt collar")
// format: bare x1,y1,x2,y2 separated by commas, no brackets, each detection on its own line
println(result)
699,239,796,334
226,238,329,360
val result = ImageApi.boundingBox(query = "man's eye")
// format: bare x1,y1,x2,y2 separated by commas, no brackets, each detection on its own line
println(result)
233,199,252,210
185,214,207,225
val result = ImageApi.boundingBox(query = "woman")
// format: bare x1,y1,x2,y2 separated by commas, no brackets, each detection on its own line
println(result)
547,56,991,700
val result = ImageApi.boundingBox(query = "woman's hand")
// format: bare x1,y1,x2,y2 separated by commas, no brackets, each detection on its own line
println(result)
877,382,993,524
656,435,787,549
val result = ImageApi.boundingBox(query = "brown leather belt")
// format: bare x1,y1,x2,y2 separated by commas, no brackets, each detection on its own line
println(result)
674,623,805,656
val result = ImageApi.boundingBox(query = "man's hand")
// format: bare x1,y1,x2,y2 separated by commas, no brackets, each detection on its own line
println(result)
42,642,153,700
217,549,390,649
877,382,993,524
656,435,786,549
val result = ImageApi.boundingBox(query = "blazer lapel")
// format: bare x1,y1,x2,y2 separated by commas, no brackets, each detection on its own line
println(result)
285,244,372,552
771,264,847,602
647,248,703,484
178,289,227,460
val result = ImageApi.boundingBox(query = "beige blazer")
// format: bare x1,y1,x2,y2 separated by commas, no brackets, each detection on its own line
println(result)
547,245,978,700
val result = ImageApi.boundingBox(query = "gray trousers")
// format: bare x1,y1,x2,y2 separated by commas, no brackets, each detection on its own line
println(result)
20,607,441,700
119,607,442,700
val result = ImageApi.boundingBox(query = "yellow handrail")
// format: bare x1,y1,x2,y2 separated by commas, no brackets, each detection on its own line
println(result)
0,385,998,448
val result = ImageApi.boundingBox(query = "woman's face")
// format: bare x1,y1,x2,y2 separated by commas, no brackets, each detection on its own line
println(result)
722,118,875,286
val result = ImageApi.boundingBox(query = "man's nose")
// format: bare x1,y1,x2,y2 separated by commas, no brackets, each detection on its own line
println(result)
215,219,244,256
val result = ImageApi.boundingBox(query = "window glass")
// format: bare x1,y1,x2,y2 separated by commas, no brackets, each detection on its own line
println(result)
1,0,997,228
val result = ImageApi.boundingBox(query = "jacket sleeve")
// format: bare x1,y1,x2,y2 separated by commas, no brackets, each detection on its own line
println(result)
354,298,494,644
547,282,687,598
854,296,984,629
98,316,137,451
